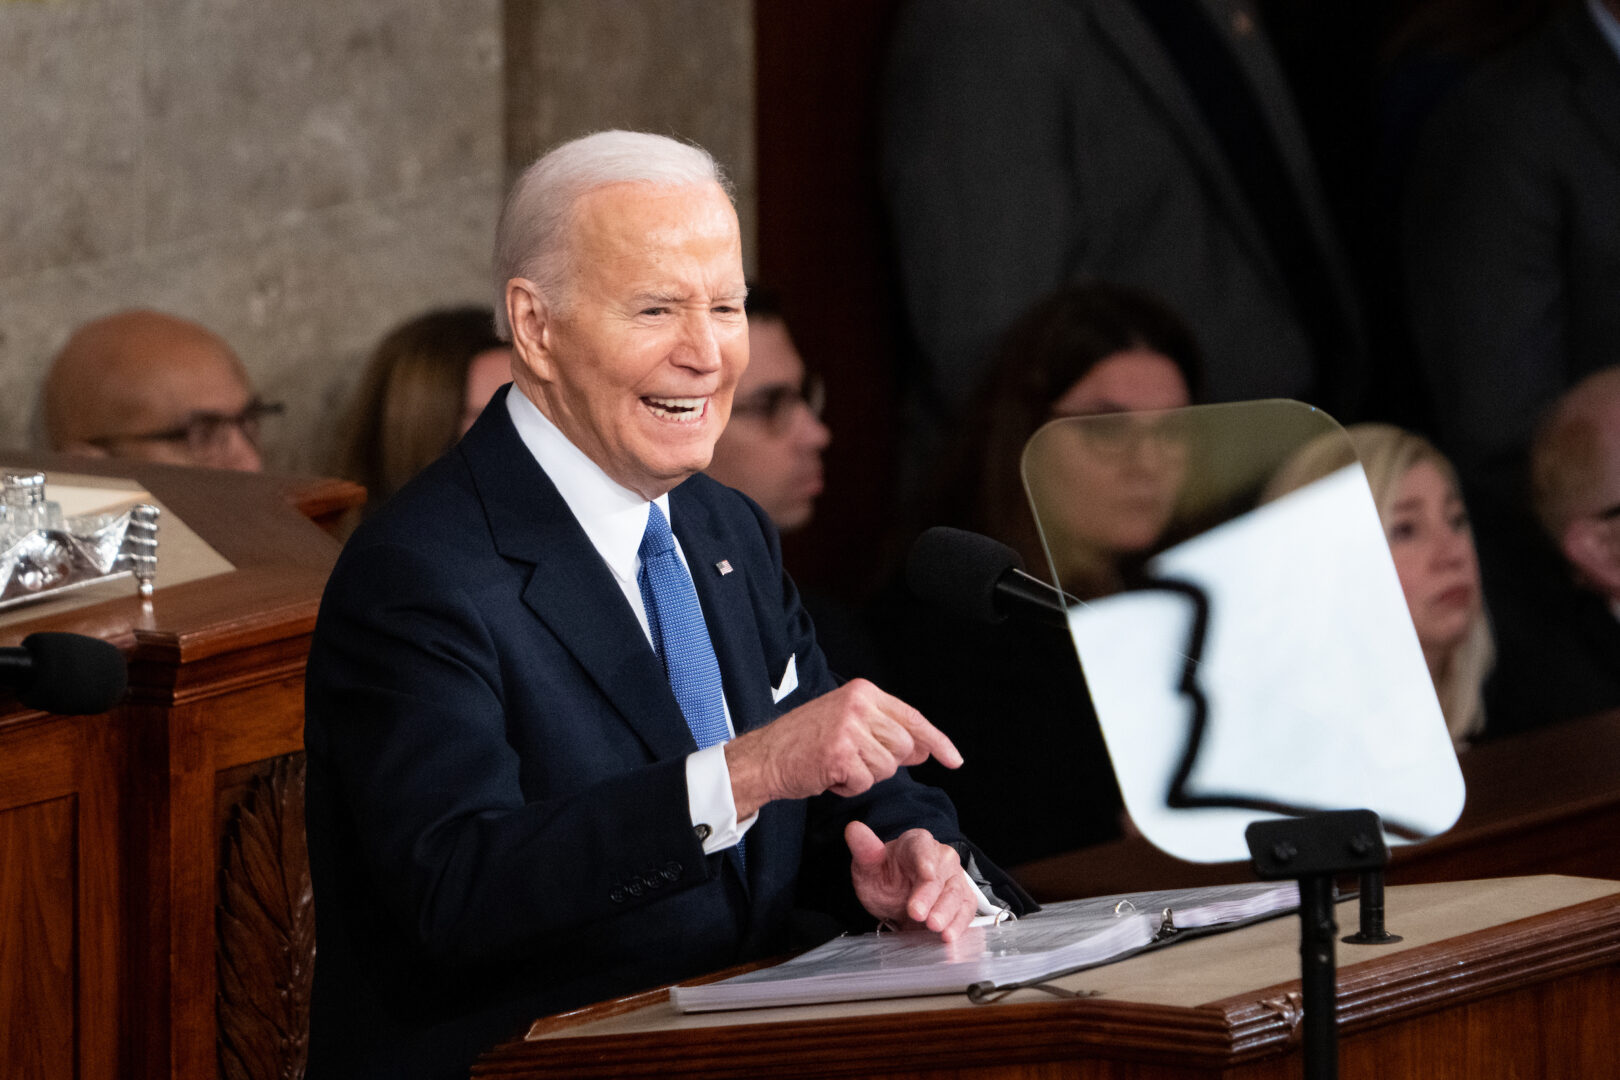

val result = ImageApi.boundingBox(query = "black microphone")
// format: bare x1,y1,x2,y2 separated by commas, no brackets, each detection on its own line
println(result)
0,632,128,715
905,527,1072,629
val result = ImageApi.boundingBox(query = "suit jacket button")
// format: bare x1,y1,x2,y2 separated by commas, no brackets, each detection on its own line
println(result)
610,886,627,903
661,864,681,882
642,873,661,890
626,881,644,897
694,823,712,842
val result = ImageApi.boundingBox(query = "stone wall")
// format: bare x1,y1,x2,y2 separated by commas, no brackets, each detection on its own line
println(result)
0,0,499,475
504,0,756,270
0,0,756,477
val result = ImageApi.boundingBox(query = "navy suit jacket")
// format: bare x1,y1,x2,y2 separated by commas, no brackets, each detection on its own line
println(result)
304,387,989,1078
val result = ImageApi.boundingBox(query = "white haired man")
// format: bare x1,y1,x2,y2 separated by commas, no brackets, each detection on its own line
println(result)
303,131,1029,1079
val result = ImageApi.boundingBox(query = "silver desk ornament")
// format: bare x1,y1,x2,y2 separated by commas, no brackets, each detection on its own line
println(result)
0,472,161,611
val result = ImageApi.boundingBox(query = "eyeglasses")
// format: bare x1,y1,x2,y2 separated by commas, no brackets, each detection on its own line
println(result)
729,374,826,436
86,398,285,460
1056,410,1189,460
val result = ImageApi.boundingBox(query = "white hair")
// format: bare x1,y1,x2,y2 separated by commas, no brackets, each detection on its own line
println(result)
491,130,731,339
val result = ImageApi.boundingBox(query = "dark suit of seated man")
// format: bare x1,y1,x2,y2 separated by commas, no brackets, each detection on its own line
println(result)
303,130,1030,1080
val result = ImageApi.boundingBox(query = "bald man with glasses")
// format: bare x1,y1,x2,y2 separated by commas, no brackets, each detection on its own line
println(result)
41,310,280,472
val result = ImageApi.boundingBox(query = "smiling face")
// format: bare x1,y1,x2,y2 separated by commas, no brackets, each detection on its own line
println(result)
506,181,748,499
1384,460,1482,669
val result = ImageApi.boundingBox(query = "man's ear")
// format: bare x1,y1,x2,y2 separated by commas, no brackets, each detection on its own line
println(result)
505,277,557,384
1562,518,1620,597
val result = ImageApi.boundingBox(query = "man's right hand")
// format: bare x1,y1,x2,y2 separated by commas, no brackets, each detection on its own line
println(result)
723,679,962,819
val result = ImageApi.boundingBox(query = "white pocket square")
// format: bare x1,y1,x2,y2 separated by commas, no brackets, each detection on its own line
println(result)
771,653,799,704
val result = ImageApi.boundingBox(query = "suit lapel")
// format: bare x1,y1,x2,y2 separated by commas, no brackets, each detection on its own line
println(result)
1086,0,1278,277
1208,0,1358,309
459,389,697,763
1084,0,1355,327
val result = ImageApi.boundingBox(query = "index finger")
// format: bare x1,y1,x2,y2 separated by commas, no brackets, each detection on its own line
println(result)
888,699,962,769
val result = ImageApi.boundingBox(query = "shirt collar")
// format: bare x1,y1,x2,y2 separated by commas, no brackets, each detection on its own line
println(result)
1589,0,1620,66
504,384,669,589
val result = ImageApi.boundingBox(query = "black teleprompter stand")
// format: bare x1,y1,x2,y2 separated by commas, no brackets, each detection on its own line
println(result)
1245,809,1398,1080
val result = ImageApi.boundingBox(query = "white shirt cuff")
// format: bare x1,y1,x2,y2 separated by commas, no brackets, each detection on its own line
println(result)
686,744,757,853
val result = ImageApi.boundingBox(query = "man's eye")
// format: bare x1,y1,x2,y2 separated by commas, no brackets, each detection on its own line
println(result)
640,306,669,316
1387,520,1417,543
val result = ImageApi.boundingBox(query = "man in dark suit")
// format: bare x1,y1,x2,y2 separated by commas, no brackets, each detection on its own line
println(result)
1403,0,1620,510
303,131,1024,1079
881,0,1365,490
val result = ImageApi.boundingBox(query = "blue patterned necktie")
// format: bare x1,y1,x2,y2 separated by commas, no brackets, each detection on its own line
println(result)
637,503,732,751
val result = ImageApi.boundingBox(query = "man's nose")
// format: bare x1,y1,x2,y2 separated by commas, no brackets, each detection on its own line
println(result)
794,406,831,450
206,425,263,472
676,311,725,372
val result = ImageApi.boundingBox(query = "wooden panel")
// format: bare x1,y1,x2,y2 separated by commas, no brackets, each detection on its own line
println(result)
0,796,77,1080
0,456,337,1080
0,707,124,1080
477,884,1620,1080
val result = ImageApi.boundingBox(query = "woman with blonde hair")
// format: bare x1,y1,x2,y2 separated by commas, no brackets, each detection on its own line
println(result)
1271,422,1494,745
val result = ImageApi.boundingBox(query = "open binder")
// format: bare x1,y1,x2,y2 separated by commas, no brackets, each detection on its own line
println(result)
671,882,1299,1013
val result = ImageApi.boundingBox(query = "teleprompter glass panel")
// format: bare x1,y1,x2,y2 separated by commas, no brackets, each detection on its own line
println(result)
1022,400,1464,863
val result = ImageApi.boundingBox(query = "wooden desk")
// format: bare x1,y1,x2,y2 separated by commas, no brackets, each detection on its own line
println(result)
1012,709,1620,904
0,454,357,1080
479,876,1620,1079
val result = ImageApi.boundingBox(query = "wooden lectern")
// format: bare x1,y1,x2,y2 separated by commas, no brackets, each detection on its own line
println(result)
0,453,358,1080
478,876,1620,1079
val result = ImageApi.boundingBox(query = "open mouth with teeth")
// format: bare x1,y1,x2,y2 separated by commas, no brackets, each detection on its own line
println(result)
643,396,709,423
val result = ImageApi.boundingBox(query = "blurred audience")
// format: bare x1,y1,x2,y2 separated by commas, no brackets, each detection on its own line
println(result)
877,281,1202,867
1484,367,1620,727
882,0,1363,497
1402,0,1620,510
338,306,510,517
41,310,275,472
934,281,1201,600
705,285,831,532
1272,423,1494,745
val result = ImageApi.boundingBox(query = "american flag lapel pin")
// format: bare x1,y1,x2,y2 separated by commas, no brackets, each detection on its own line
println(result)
716,559,733,576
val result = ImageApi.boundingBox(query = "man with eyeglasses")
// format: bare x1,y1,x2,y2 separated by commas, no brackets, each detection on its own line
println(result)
705,286,831,532
41,310,279,472
1487,367,1620,731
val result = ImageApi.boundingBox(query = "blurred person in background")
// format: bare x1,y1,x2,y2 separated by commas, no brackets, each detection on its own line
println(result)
338,306,511,519
41,309,276,472
704,285,830,532
1270,423,1494,745
875,281,1202,867
1484,366,1620,729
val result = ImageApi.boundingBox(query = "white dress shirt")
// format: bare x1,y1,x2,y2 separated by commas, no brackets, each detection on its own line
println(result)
505,385,755,854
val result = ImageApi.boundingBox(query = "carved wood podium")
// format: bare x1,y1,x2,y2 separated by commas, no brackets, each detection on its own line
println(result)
478,876,1620,1079
0,453,359,1080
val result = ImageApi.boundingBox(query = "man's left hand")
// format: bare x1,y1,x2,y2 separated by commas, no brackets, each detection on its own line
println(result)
845,822,976,942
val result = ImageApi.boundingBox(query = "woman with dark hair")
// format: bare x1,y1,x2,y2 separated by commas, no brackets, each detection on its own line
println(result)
883,281,1204,868
949,281,1202,597
338,307,511,521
